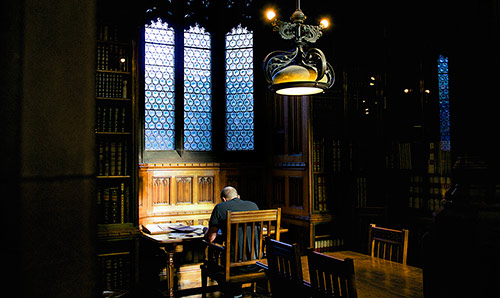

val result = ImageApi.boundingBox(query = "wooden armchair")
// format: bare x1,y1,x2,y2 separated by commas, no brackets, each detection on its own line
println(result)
368,223,409,264
201,208,281,297
262,237,309,298
307,250,358,298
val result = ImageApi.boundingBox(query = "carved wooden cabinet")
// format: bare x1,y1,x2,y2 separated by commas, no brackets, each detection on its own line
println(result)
139,163,221,226
138,163,266,226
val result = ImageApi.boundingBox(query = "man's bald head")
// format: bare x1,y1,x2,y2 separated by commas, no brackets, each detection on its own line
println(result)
221,186,239,201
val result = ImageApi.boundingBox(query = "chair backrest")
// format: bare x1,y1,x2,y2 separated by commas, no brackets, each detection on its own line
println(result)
265,237,306,297
224,208,281,280
368,223,409,264
307,250,358,298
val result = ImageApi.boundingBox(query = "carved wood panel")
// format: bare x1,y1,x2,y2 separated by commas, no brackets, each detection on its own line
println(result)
289,176,304,208
272,176,285,206
198,176,214,203
152,176,171,205
176,177,193,204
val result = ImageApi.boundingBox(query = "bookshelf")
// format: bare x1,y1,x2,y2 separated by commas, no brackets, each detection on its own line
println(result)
95,20,138,295
266,91,349,254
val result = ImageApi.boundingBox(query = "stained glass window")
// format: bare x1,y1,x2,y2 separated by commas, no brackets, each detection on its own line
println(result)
225,25,254,151
144,19,254,153
184,25,212,151
437,55,450,151
144,19,176,150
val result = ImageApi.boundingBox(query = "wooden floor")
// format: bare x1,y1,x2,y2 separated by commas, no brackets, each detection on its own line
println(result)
177,264,270,298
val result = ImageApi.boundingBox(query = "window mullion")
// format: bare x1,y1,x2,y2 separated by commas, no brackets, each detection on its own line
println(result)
174,25,185,156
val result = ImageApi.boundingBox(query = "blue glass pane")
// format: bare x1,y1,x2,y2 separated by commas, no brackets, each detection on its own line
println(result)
184,24,212,151
225,25,254,151
438,55,450,151
144,19,175,150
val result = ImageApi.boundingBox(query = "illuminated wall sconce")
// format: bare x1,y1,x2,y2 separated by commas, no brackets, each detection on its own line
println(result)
263,0,335,96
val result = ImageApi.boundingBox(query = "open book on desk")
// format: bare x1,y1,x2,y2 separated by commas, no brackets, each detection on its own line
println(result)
142,223,206,236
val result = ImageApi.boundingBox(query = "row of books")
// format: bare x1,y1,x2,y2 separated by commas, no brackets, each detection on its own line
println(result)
96,72,129,99
428,175,451,211
96,105,129,133
313,175,369,211
97,24,122,43
385,141,412,170
355,176,368,208
98,252,131,291
97,140,130,177
97,183,131,224
313,175,328,212
312,138,352,173
428,141,452,175
408,175,451,211
314,237,345,253
97,43,130,72
311,139,324,172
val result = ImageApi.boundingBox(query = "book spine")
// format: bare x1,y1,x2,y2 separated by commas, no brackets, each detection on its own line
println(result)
111,186,119,223
103,187,110,223
120,183,125,223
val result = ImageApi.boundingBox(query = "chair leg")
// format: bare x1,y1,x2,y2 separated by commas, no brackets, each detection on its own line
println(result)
200,265,208,298
252,282,256,295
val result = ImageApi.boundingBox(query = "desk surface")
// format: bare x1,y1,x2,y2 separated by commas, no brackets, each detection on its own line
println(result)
302,251,423,298
141,231,205,244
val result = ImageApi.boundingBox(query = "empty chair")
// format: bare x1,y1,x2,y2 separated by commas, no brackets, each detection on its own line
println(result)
263,237,309,298
307,250,358,298
368,223,409,264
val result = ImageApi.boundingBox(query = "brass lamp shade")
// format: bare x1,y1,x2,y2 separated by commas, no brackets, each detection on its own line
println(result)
272,65,329,95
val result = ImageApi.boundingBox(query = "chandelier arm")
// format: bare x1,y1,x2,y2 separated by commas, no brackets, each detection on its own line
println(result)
325,62,335,88
305,48,327,81
263,48,299,83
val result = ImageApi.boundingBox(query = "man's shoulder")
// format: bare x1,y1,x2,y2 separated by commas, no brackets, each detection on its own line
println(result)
234,199,259,210
217,199,258,210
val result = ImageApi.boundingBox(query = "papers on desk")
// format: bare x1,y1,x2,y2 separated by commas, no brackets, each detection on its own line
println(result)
142,223,206,237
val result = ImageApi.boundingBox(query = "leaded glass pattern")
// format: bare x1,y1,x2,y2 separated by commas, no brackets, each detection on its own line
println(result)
438,55,451,151
225,25,254,151
184,24,212,151
144,19,176,150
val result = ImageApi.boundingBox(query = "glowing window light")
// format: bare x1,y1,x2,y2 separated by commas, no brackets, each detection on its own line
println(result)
438,55,451,151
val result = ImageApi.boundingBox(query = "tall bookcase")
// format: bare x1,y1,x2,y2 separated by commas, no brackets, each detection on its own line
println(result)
266,90,347,254
95,20,138,295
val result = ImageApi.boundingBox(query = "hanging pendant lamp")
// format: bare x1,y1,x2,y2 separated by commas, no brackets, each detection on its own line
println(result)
263,0,335,96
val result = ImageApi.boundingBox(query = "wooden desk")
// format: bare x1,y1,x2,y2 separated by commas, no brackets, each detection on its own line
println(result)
141,227,289,297
303,251,423,298
141,232,217,298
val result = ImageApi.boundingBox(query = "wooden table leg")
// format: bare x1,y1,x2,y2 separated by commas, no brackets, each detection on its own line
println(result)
160,247,176,298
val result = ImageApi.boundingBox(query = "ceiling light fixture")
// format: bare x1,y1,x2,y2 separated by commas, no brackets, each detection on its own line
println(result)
263,0,335,96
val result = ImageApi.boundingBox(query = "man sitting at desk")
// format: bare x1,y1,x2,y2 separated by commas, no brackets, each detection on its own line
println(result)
204,186,259,244
204,186,260,298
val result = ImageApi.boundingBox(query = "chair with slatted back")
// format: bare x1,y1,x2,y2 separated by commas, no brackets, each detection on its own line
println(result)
262,237,309,298
368,223,409,264
307,250,358,298
201,208,281,297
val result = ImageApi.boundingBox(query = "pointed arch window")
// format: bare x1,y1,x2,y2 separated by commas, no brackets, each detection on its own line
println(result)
225,24,254,151
144,19,176,151
143,18,254,157
184,25,212,151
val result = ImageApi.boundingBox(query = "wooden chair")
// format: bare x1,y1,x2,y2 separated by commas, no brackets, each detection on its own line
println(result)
262,237,309,298
201,208,281,297
307,250,358,298
368,223,409,264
